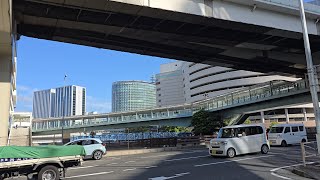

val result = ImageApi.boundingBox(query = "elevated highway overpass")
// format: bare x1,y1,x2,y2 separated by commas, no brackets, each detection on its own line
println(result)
13,0,320,75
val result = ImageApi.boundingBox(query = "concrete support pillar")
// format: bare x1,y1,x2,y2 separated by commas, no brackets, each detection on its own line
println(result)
285,108,290,123
303,108,307,121
0,58,12,146
260,111,265,123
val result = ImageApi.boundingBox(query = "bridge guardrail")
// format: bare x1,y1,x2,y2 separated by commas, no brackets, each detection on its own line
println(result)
260,0,320,14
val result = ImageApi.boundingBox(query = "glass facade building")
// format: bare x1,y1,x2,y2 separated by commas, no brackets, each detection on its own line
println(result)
112,81,156,112
33,85,86,119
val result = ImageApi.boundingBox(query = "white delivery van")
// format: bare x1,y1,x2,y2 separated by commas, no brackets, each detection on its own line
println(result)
209,124,270,158
268,123,307,146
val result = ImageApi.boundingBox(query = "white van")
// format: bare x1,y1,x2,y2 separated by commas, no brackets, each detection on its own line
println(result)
209,124,270,158
268,123,307,146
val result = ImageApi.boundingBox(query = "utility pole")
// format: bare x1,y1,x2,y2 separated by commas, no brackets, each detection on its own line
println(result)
298,0,320,154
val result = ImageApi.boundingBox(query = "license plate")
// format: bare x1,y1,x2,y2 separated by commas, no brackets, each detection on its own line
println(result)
211,150,216,154
269,141,272,145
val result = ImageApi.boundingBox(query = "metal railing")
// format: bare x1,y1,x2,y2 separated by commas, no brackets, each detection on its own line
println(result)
71,132,178,142
301,141,319,166
260,0,320,14
32,79,310,132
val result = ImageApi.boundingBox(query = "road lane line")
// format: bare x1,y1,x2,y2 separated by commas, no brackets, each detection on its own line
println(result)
63,171,114,179
194,155,274,167
108,162,118,165
124,161,136,163
149,172,190,180
123,168,137,171
69,165,99,170
145,166,157,169
141,150,207,159
270,162,315,180
270,172,291,180
164,155,209,162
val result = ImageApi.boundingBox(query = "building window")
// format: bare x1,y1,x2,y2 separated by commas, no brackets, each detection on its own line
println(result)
159,94,161,96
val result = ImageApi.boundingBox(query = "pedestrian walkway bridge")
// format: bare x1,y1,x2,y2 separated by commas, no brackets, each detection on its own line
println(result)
32,79,312,135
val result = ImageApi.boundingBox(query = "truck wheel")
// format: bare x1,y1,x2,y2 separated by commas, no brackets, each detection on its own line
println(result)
93,150,103,160
38,165,60,180
301,139,306,143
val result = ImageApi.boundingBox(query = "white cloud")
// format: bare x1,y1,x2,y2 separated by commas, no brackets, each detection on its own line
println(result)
86,95,111,113
15,85,38,112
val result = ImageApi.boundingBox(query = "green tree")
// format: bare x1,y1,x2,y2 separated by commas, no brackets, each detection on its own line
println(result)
269,122,279,129
191,109,225,135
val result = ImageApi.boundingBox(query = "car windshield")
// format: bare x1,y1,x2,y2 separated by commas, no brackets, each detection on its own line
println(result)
217,128,238,138
269,127,284,133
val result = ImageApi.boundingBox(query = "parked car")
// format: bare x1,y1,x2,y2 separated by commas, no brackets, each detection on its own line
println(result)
209,124,269,158
268,123,307,147
65,138,106,160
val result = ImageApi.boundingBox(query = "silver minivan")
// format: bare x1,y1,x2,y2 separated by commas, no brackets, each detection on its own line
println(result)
268,123,307,147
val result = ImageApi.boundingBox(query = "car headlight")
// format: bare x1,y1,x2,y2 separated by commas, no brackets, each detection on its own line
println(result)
220,141,228,145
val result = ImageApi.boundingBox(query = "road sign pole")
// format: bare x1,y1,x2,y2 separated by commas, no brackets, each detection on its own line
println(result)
298,0,320,154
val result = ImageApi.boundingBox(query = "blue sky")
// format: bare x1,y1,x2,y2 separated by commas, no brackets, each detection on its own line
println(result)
16,37,174,113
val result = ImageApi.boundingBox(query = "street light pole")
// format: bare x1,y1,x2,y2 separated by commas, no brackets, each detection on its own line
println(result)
298,0,320,154
61,74,67,144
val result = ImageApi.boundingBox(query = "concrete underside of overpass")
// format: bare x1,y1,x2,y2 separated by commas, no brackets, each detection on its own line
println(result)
13,0,320,76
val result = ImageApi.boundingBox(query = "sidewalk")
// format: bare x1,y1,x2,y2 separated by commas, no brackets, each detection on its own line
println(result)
292,162,320,180
105,145,207,157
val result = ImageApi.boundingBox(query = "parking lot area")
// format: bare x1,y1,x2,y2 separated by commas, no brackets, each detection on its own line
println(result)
51,145,309,180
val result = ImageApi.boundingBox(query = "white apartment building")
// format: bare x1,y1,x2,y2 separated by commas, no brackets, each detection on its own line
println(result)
156,61,298,106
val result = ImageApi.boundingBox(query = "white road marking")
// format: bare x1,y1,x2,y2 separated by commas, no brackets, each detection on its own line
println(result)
164,155,208,162
108,162,118,165
123,168,137,171
270,172,291,180
110,157,121,159
68,165,99,170
124,160,136,163
145,166,158,169
63,171,114,179
149,172,190,180
194,155,274,167
140,153,176,159
141,150,206,159
270,162,315,180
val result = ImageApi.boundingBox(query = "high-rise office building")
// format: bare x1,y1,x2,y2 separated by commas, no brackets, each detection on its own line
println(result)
112,81,156,112
33,85,86,119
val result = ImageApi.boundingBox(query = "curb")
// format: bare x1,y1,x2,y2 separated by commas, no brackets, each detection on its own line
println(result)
105,145,207,157
291,168,314,179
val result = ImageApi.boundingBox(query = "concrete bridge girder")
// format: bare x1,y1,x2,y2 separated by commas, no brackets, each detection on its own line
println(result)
13,0,320,75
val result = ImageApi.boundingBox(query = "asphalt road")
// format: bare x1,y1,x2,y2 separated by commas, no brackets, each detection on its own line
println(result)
61,145,311,180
